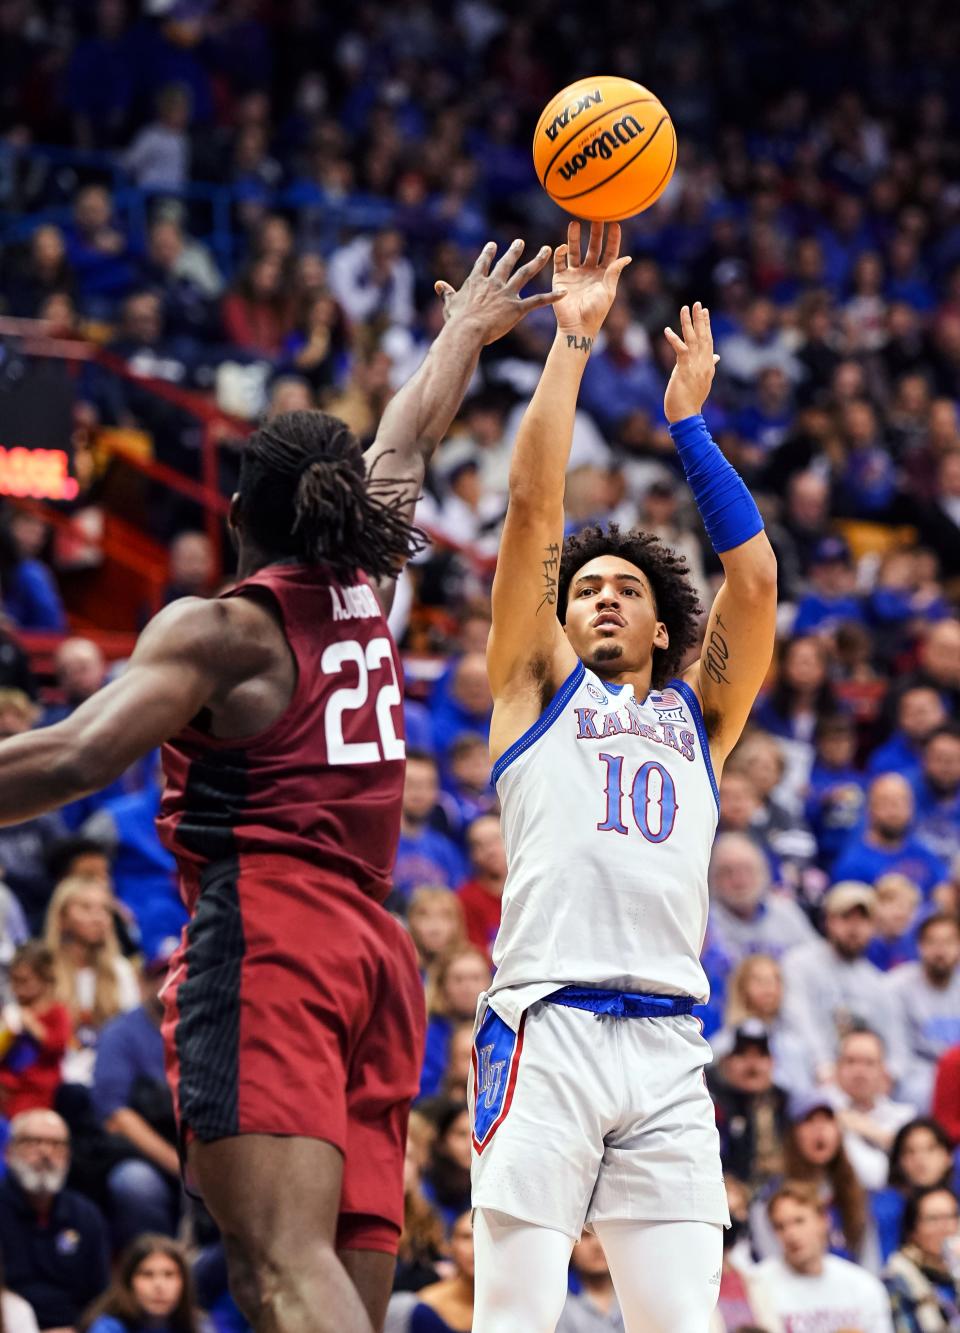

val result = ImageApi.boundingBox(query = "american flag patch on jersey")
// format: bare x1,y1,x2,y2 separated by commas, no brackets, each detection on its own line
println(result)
648,689,687,724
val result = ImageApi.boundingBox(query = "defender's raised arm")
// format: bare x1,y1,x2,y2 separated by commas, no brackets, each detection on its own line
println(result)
363,238,563,610
666,302,778,765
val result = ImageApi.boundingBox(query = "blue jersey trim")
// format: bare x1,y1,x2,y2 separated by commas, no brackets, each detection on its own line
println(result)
667,677,721,812
602,679,625,694
492,660,586,785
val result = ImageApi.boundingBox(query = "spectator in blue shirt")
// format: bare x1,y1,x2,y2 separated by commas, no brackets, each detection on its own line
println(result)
867,684,948,784
911,725,960,866
0,520,66,635
81,1233,210,1333
428,654,493,760
62,185,139,310
806,714,868,868
733,366,795,460
792,536,865,635
579,299,663,434
394,752,466,900
832,773,947,897
91,942,180,1248
82,777,185,958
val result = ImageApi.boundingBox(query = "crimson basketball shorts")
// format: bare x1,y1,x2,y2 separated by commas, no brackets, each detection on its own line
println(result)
161,853,426,1254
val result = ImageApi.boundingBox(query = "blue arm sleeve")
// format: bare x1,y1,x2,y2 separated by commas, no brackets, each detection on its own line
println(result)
668,414,764,554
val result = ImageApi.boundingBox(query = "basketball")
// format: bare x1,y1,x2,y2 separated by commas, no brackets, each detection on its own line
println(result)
533,76,677,222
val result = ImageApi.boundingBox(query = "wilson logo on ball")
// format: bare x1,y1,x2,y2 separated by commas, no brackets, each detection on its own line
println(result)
544,88,603,142
557,115,645,182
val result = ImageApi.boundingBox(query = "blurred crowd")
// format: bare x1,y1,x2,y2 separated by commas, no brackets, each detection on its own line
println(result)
0,0,959,1330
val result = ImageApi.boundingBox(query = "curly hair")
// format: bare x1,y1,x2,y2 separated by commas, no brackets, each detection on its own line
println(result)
557,523,702,687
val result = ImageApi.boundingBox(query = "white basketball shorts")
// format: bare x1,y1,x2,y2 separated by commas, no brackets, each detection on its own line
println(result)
468,996,730,1240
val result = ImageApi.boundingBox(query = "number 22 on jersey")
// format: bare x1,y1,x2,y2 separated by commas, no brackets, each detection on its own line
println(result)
597,753,678,842
321,636,405,765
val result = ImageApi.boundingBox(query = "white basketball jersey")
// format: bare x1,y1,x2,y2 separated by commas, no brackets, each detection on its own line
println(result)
487,661,719,1030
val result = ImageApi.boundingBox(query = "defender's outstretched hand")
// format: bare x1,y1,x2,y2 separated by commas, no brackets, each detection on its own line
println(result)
434,238,566,345
663,301,720,423
552,221,632,340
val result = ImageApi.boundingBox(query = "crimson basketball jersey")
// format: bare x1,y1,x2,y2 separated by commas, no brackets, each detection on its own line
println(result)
157,562,406,907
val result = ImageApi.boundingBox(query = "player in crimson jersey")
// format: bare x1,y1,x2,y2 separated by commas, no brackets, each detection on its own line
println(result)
0,238,563,1333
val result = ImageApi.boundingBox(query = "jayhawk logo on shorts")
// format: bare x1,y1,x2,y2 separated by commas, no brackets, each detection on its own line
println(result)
471,1007,526,1154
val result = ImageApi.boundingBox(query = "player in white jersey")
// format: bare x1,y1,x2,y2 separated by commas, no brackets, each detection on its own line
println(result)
470,221,778,1333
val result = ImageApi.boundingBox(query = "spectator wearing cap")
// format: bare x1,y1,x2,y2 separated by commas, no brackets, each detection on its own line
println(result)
757,1182,893,1333
822,1030,916,1190
868,685,949,785
884,1184,960,1333
832,774,947,898
781,882,908,1087
0,1109,110,1332
707,1020,789,1190
805,714,868,869
752,1097,879,1270
91,939,180,1248
886,915,960,1113
911,725,960,866
792,536,865,636
707,832,816,970
456,815,506,964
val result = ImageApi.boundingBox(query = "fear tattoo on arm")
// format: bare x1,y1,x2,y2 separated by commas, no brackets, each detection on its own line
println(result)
537,543,561,614
703,613,731,685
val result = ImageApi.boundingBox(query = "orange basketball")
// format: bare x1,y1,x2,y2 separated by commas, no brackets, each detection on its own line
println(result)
533,76,677,222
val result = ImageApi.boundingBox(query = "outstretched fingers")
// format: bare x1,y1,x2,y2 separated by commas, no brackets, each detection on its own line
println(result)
508,245,553,292
519,289,568,311
697,302,714,355
471,240,498,276
584,220,604,267
679,303,696,348
601,222,622,267
566,220,581,266
664,325,688,356
491,237,525,281
603,254,632,290
554,242,569,274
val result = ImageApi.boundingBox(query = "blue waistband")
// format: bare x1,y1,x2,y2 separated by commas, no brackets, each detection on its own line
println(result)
543,987,697,1019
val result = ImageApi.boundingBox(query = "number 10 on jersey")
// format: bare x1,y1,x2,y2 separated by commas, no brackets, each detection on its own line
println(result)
597,754,678,842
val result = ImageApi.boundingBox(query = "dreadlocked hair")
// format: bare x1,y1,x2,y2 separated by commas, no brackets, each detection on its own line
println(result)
237,410,426,582
557,522,702,688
